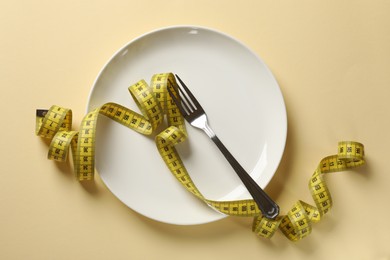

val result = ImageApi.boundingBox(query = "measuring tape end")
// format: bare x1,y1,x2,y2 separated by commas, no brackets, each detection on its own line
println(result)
36,109,49,117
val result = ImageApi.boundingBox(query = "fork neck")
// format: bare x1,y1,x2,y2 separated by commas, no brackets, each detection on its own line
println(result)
203,122,216,139
190,114,216,138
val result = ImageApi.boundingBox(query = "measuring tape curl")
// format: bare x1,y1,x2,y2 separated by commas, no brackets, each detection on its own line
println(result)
36,73,182,180
252,141,365,240
36,73,365,241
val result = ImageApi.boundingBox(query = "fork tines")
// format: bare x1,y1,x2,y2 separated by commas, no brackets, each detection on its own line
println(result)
168,74,204,116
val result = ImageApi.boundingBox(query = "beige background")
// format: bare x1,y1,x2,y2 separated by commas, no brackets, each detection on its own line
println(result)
1,0,390,259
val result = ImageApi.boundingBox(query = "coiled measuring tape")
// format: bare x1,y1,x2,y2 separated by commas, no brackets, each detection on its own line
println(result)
36,72,365,241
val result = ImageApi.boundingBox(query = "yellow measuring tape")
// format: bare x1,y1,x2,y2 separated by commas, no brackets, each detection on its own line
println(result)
36,72,365,241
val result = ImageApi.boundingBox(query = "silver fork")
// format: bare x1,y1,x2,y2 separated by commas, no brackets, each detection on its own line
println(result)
168,74,279,219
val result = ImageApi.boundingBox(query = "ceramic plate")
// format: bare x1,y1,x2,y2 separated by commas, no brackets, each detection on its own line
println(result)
87,25,287,225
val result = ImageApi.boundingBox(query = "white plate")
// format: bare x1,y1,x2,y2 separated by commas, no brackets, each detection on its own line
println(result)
87,25,287,225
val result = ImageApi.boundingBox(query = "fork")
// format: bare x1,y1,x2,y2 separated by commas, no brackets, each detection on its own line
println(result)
168,74,279,219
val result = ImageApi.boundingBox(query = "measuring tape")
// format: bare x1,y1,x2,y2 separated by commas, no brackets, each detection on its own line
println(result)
36,72,365,241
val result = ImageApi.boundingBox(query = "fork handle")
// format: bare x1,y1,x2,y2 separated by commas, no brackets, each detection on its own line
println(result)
211,135,279,219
